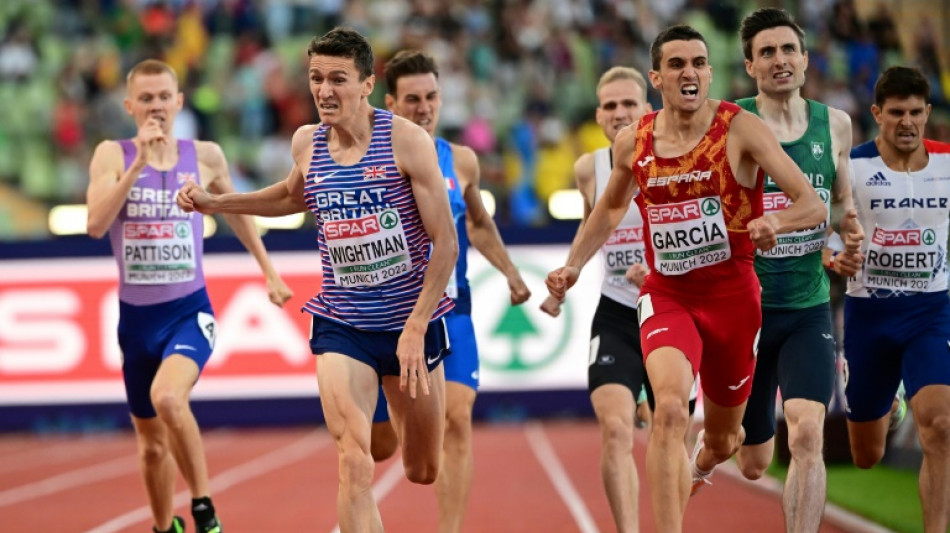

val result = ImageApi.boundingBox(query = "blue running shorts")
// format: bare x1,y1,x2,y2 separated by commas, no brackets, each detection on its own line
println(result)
843,292,950,422
309,316,450,378
118,288,216,418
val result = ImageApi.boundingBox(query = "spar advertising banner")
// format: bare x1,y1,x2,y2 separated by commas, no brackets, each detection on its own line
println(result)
0,246,605,406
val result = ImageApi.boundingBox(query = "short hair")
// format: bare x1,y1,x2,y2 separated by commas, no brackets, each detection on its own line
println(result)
650,25,707,71
596,66,647,98
874,66,931,107
384,50,439,96
126,59,178,87
307,27,374,80
739,8,806,61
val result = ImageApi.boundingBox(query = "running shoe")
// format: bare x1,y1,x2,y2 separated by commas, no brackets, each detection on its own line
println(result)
153,516,185,533
196,517,221,533
690,429,713,496
888,386,907,432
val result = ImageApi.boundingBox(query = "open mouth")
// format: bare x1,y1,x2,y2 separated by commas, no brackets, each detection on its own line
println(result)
773,71,792,80
681,84,698,97
897,131,916,141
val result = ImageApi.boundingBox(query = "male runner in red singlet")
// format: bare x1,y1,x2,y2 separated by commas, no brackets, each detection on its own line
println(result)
547,25,826,532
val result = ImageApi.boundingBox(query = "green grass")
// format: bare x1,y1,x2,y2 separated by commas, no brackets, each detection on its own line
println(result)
768,461,922,533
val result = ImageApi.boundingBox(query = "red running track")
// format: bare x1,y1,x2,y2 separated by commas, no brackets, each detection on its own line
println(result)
0,420,892,532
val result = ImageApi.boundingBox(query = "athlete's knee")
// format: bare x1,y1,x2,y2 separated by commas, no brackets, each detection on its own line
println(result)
404,456,439,485
444,404,474,440
150,388,187,423
788,417,824,461
651,395,690,435
850,439,885,469
599,413,634,453
137,435,170,466
918,413,950,455
736,448,769,480
339,446,375,492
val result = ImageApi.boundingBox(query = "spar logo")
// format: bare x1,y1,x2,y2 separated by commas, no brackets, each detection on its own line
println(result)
324,216,380,239
606,227,643,244
379,209,399,230
648,200,702,224
124,222,175,239
763,190,830,211
871,227,922,246
175,222,190,238
701,198,721,216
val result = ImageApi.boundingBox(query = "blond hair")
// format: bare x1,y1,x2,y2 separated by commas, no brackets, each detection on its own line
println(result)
596,66,647,96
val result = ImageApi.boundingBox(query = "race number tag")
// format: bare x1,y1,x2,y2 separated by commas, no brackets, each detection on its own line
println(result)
863,225,938,291
603,227,646,287
757,190,830,258
122,221,197,285
647,197,731,275
325,209,412,287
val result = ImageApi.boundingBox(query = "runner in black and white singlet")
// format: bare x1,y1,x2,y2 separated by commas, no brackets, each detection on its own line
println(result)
177,29,458,532
844,66,950,533
88,60,292,533
734,10,864,532
541,66,655,533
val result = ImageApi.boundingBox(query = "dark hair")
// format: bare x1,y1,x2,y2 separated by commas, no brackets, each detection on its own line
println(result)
384,50,439,96
739,8,806,61
307,27,374,80
650,25,707,70
874,66,931,107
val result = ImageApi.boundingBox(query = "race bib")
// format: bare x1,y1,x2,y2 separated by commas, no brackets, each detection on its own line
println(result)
863,225,939,291
647,196,731,275
325,209,412,287
122,221,197,285
603,226,646,287
757,190,830,258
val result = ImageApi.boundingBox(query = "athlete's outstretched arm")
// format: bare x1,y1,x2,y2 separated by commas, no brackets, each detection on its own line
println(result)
176,126,312,217
196,140,293,307
827,108,864,252
546,126,639,300
540,151,596,316
454,143,530,306
735,112,827,248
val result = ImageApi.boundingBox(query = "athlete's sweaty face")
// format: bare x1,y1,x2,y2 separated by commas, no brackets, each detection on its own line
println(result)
745,26,808,96
650,39,711,113
595,79,651,143
872,95,931,154
386,72,441,137
309,55,374,126
124,72,182,134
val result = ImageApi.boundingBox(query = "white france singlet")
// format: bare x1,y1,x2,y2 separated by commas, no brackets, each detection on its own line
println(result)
848,139,950,298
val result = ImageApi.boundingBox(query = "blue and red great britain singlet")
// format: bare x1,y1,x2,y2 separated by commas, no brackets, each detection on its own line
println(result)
303,109,454,331
632,101,763,292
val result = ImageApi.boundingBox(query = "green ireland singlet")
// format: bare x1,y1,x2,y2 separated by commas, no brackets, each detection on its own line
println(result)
736,98,836,309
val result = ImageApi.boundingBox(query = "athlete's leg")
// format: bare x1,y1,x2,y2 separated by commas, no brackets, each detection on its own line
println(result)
782,398,827,533
370,389,398,462
694,397,746,477
436,381,476,533
591,384,639,533
317,352,382,533
382,364,446,485
131,415,177,531
150,355,208,498
911,385,950,533
736,316,780,481
645,347,694,533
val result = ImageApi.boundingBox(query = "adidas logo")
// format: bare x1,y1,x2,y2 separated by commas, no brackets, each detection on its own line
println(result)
866,171,891,186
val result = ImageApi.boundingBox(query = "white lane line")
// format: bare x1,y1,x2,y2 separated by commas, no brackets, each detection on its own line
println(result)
0,455,136,508
329,456,406,533
525,422,600,533
0,437,231,506
85,430,329,533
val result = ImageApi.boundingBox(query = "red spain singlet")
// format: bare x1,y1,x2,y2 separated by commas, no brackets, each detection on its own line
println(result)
630,101,762,407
